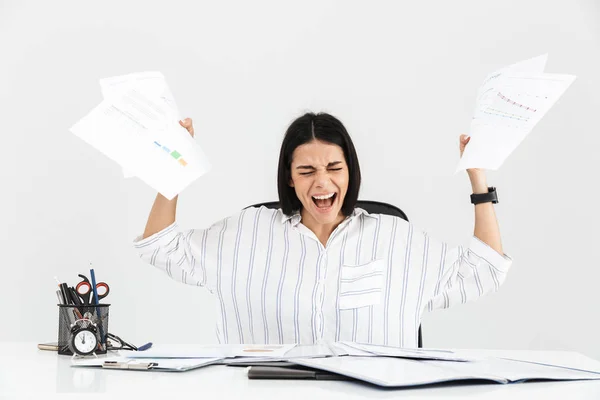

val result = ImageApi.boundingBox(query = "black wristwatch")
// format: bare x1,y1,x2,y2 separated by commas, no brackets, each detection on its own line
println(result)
470,187,498,205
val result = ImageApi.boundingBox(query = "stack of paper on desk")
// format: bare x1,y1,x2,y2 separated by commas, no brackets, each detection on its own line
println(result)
222,343,336,364
126,343,297,359
332,342,479,362
457,54,576,171
72,344,298,372
70,71,211,200
70,342,600,387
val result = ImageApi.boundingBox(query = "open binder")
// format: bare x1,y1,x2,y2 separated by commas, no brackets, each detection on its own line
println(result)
290,354,600,388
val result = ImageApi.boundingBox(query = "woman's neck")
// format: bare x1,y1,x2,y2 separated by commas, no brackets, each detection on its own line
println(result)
300,209,346,247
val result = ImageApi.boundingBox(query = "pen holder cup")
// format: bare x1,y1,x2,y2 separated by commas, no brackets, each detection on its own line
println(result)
57,304,110,356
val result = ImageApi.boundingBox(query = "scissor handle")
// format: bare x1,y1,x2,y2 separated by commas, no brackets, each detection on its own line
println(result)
76,280,91,295
95,282,110,300
76,273,109,304
76,281,92,304
77,281,109,303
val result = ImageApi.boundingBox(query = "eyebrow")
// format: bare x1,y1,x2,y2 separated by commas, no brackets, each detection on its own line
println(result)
296,161,343,170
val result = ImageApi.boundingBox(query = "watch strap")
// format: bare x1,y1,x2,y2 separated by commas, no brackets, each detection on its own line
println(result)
470,187,498,205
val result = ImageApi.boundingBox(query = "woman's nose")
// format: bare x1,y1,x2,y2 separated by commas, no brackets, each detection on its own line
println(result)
314,171,330,187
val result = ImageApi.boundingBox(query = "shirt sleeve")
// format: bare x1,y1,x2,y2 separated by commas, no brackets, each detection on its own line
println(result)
133,221,216,291
425,235,512,311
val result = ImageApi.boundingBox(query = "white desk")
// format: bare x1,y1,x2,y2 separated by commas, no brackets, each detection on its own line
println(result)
2,343,600,399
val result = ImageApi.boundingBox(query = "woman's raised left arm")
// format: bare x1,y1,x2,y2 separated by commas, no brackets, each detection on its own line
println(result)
460,134,504,255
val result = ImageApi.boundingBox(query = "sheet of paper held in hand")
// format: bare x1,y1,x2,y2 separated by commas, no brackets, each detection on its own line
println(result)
70,72,211,199
456,54,576,171
99,71,182,179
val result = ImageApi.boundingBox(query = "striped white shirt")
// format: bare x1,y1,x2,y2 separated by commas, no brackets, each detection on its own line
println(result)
134,206,512,346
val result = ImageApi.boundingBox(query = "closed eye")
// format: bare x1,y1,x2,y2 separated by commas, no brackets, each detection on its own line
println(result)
299,168,343,176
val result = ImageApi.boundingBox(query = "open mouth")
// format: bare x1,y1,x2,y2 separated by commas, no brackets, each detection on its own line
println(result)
312,192,337,209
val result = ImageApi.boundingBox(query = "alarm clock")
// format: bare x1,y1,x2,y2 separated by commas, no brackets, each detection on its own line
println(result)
68,316,99,356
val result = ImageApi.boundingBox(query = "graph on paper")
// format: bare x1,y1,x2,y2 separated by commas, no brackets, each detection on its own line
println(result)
456,54,576,171
153,141,188,167
475,91,540,128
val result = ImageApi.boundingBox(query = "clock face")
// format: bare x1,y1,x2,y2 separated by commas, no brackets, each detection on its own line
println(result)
73,329,98,355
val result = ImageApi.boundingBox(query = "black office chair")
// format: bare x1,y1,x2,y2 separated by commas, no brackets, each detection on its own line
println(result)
246,200,423,348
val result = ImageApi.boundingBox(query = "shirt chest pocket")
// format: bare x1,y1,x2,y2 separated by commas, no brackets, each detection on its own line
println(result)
338,259,386,310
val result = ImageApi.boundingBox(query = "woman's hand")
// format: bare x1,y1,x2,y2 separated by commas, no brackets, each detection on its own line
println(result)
459,134,470,158
179,118,195,137
459,134,487,193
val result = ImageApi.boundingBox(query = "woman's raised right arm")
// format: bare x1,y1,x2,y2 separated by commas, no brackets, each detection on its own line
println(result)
142,194,178,239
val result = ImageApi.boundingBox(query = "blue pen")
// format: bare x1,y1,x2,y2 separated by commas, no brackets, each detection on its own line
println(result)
137,342,153,351
89,268,101,305
89,267,106,348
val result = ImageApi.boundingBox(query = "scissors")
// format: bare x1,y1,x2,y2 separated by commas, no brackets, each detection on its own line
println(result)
76,274,110,305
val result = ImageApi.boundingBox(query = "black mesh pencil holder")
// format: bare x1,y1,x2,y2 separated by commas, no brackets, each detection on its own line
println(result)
57,304,110,356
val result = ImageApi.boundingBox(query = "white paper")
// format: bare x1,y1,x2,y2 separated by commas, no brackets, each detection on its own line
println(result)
127,343,297,359
435,357,600,383
99,71,182,179
70,82,211,200
485,350,600,375
328,341,378,357
222,343,335,364
338,342,479,362
457,54,576,171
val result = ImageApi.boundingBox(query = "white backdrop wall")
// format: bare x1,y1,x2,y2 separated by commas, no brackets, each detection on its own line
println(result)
1,0,599,358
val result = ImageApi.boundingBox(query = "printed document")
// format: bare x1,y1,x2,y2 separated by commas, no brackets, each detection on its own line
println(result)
70,72,211,199
457,54,576,171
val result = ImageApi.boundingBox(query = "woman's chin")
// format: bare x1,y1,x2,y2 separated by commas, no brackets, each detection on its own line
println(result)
308,201,342,223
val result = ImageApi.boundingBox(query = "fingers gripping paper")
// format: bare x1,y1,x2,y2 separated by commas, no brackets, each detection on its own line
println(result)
457,55,576,171
70,72,211,199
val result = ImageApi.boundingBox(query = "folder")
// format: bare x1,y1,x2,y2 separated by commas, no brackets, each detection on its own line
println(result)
247,365,350,380
290,354,600,388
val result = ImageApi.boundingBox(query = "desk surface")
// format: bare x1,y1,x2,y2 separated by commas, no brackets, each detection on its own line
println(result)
2,342,600,399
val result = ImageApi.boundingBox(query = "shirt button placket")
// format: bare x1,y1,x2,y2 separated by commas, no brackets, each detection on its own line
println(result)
316,252,327,339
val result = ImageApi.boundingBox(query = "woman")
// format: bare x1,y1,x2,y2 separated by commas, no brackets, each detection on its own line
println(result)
134,112,512,347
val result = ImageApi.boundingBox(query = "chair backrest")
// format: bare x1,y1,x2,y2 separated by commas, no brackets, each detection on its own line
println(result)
246,200,423,348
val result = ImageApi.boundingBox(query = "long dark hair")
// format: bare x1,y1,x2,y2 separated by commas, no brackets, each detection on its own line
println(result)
277,112,361,216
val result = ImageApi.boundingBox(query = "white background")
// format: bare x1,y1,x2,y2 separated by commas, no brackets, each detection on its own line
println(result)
1,0,599,358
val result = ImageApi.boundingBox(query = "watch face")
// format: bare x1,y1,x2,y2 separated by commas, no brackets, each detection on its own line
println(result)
73,329,98,355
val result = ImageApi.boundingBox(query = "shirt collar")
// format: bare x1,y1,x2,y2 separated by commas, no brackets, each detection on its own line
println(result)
280,207,370,227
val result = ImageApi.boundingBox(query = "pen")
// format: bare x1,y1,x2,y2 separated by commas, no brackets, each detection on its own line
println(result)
89,268,100,306
55,277,69,304
56,289,65,305
68,287,83,319
103,361,158,370
137,342,153,351
57,289,76,324
59,283,71,305
89,266,106,349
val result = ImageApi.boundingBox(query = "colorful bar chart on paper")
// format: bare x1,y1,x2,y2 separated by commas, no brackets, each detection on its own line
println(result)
154,141,188,167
